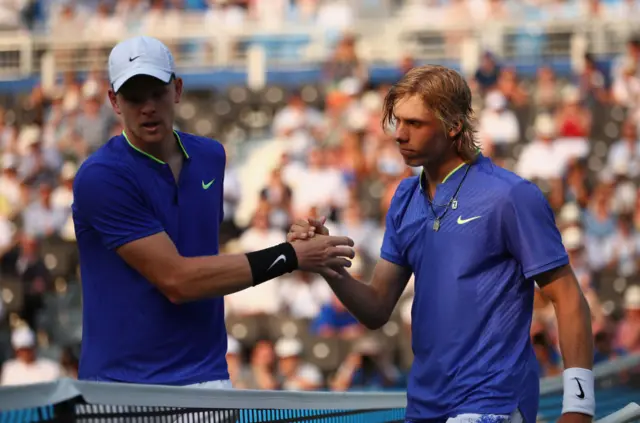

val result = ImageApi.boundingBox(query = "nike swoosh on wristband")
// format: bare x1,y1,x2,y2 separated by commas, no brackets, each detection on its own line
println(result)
267,255,286,271
575,378,585,399
457,215,482,225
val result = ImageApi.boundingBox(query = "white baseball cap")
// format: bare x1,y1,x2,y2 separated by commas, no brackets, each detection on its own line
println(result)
11,326,35,350
108,36,175,93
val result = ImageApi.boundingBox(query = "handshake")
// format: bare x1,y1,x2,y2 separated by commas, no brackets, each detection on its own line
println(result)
286,216,355,279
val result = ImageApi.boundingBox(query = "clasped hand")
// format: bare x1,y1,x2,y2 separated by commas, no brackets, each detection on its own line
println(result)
287,216,354,278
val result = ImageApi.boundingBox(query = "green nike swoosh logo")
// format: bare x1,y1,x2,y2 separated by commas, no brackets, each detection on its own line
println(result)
457,215,481,225
202,179,215,190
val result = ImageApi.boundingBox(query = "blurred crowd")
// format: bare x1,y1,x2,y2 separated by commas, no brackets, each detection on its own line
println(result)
3,0,640,35
0,1,638,392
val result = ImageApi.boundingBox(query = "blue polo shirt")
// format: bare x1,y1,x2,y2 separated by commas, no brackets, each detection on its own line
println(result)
72,131,228,385
382,154,568,423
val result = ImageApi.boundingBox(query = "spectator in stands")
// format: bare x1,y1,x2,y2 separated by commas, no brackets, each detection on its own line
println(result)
243,339,278,390
474,52,501,94
593,323,626,365
0,155,22,216
603,214,639,277
279,270,332,320
516,114,566,180
22,183,68,239
0,326,62,386
612,58,640,115
274,337,323,391
322,33,367,90
330,335,401,392
312,293,363,340
608,119,640,179
530,320,562,378
74,94,114,155
2,236,52,330
335,203,378,259
496,67,528,106
20,136,62,188
616,286,640,353
612,35,640,83
564,159,591,208
583,182,617,270
272,91,324,161
260,168,293,232
290,148,349,219
226,336,246,389
226,210,285,316
59,345,79,379
555,85,591,138
578,53,607,108
533,66,560,112
478,90,520,157
562,226,605,324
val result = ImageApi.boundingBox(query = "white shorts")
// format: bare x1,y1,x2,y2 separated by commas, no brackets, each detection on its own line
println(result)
445,409,523,423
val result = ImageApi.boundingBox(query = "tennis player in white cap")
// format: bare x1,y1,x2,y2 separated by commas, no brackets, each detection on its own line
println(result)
72,35,354,422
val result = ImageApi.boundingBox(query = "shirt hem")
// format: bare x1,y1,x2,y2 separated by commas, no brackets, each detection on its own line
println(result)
523,255,569,281
105,227,165,251
380,251,409,268
80,372,230,386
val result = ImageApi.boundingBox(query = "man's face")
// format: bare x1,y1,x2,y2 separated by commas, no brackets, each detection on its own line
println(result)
392,95,451,167
109,75,182,144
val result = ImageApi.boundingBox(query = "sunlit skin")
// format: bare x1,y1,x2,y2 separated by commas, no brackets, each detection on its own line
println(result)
392,95,463,195
107,74,184,161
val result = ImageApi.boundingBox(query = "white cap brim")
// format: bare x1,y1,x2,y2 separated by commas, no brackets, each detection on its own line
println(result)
112,65,172,93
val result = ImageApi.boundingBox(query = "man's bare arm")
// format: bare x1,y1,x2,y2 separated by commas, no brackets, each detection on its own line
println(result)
117,231,355,304
321,259,413,330
537,264,593,370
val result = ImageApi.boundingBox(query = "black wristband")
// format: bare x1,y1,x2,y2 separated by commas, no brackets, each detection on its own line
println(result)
246,242,299,286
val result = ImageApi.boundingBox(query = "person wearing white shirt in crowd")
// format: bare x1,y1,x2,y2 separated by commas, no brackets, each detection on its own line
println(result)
613,58,640,116
516,114,567,181
274,338,323,391
603,214,640,277
478,90,520,155
279,270,333,320
272,92,324,161
608,119,640,179
336,201,379,260
290,149,349,218
0,154,22,215
225,210,286,316
1,326,62,386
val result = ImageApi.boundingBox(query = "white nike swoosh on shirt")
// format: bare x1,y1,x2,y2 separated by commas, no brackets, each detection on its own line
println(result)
457,216,482,225
267,254,286,271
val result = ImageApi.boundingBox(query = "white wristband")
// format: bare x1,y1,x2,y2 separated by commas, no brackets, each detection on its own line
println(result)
562,368,595,416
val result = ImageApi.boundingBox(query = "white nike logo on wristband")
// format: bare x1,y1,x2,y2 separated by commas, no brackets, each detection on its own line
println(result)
267,255,286,271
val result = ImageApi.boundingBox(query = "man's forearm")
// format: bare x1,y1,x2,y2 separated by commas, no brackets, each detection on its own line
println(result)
169,254,254,302
554,292,594,369
323,270,387,330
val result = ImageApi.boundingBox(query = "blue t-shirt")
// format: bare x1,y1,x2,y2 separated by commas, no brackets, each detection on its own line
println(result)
72,131,228,385
381,154,569,423
311,304,360,334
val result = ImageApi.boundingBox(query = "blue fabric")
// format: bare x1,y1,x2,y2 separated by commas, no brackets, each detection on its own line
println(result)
72,132,228,385
311,304,359,334
381,155,569,423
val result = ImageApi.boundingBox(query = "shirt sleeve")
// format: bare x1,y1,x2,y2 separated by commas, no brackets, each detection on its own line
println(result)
72,162,165,250
501,180,569,280
380,195,409,268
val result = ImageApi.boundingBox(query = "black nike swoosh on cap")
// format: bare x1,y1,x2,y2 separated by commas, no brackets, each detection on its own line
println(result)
129,56,140,62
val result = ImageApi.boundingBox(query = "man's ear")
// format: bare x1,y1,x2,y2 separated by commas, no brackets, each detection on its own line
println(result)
448,120,463,138
108,90,121,115
174,77,183,104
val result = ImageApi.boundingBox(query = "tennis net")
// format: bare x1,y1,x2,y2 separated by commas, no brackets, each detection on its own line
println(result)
0,354,639,423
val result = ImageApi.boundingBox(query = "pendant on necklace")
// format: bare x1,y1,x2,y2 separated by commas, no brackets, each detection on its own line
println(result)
452,200,458,210
433,219,440,231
